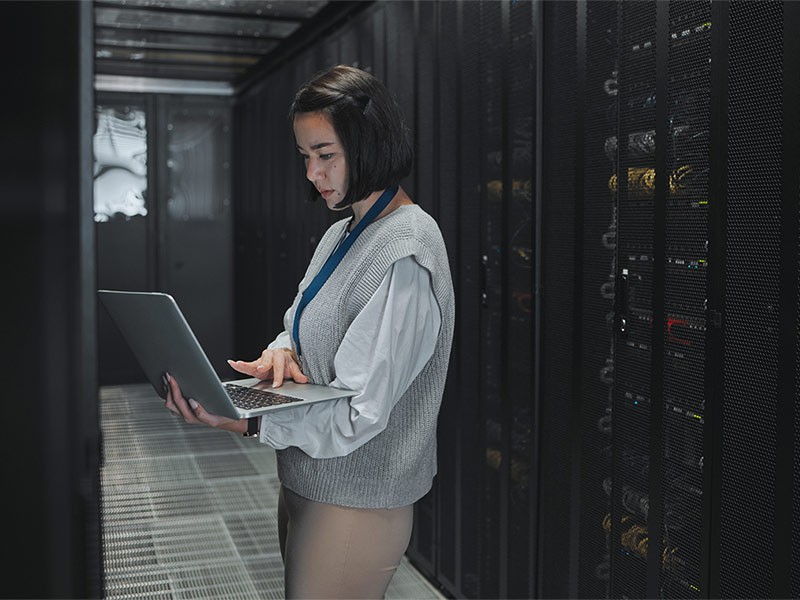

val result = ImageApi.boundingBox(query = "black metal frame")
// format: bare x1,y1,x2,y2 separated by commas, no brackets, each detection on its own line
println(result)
703,1,728,596
1,2,100,596
647,3,668,598
499,1,513,596
567,2,586,596
531,2,545,597
94,0,307,23
775,1,800,596
610,2,625,592
79,2,103,594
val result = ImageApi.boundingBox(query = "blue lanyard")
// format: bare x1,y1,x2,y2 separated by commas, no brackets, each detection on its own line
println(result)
292,186,398,355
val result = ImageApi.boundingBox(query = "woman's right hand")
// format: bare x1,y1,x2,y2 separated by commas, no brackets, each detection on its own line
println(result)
227,348,309,388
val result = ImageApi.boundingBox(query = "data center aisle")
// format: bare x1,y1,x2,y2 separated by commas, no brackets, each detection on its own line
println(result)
101,384,443,600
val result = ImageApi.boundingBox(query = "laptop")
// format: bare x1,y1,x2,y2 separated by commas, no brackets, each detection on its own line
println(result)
98,290,357,420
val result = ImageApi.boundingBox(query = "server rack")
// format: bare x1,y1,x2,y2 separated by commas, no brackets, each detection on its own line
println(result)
234,2,539,597
575,1,800,598
713,2,800,598
577,1,618,597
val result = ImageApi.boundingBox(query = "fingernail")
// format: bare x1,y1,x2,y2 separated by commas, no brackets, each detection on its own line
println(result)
188,398,198,410
272,381,279,388
166,372,172,381
256,365,264,371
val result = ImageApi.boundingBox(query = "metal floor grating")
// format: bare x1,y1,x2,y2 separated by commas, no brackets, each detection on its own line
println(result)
101,384,444,599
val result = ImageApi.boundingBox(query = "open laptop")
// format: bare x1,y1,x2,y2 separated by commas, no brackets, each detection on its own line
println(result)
98,290,357,420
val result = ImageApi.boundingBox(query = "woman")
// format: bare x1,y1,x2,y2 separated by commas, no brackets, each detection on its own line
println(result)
165,65,455,599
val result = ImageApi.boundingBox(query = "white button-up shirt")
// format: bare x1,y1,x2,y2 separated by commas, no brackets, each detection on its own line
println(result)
259,255,442,458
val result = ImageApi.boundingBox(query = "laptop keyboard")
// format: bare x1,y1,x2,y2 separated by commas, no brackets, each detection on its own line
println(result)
224,383,304,410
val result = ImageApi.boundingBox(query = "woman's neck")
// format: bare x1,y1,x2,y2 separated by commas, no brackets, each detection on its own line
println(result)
350,187,412,229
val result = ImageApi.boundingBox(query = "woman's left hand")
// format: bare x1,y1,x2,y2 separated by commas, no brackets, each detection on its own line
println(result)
164,373,247,434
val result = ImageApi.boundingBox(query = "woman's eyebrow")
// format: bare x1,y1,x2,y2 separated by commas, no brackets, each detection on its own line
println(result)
297,141,335,151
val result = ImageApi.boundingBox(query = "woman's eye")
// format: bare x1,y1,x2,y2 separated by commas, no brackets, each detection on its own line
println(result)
320,153,334,160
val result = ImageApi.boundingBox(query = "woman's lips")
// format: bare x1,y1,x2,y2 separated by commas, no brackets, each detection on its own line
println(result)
320,189,335,200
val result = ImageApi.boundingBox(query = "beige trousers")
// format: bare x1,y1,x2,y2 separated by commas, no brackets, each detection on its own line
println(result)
277,485,414,599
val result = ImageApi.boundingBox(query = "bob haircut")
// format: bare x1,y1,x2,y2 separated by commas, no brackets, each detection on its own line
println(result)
289,65,413,208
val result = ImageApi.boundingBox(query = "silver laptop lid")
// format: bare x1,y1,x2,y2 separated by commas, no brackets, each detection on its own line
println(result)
98,290,355,419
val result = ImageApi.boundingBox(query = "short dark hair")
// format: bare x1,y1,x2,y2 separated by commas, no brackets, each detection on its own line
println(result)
289,65,413,207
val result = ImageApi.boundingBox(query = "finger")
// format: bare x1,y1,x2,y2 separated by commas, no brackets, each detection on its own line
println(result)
176,396,202,424
164,393,180,415
288,361,309,383
272,356,286,388
227,359,262,377
256,350,275,378
163,377,180,415
187,398,213,425
167,375,202,424
188,398,234,429
227,354,274,380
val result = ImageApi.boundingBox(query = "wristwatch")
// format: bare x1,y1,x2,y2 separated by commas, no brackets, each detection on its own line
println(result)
243,416,260,437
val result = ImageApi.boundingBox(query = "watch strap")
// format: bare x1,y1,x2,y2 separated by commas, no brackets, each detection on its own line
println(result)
243,416,259,437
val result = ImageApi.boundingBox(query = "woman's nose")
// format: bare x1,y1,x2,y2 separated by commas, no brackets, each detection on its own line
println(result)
306,158,321,182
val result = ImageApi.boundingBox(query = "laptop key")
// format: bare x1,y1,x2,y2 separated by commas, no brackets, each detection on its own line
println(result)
224,383,304,409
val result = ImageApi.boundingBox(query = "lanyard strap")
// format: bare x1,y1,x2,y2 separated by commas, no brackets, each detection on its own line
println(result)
292,186,398,355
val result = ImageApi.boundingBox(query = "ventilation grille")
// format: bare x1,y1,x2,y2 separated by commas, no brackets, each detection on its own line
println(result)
721,1,783,598
658,2,711,597
507,0,535,595
579,1,618,596
612,2,656,598
100,384,442,599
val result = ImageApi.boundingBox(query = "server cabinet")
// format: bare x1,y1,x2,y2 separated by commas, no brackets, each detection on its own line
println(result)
159,100,234,378
95,94,234,384
415,2,538,597
94,98,153,384
233,2,539,597
576,1,619,597
713,2,800,598
574,1,800,598
608,1,710,597
578,1,713,597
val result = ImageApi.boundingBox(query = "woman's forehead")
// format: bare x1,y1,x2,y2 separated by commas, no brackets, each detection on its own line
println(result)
294,111,336,139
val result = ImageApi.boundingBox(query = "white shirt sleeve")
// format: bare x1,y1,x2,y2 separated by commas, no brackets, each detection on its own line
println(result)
267,328,292,351
258,256,442,458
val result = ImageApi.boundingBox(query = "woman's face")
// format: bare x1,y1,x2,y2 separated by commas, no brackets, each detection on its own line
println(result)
293,111,348,211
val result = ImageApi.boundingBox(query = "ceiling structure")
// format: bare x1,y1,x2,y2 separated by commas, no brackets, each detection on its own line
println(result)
94,0,365,94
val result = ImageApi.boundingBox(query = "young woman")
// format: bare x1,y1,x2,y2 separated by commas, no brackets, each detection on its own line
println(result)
165,65,455,599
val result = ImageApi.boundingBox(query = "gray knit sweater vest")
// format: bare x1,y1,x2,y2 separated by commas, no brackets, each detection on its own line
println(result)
277,204,455,509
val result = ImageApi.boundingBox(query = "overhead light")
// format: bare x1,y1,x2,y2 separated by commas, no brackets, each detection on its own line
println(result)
94,75,235,96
